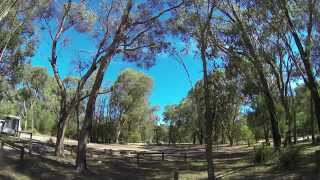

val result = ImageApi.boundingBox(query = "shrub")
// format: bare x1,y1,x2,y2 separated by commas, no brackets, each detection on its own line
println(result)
253,145,274,163
128,131,141,143
278,147,302,170
240,125,255,146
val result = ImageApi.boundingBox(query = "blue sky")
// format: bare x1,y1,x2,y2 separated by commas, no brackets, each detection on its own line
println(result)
31,28,203,119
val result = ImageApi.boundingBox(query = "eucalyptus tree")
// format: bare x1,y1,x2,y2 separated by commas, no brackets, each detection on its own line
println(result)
75,0,184,171
214,1,283,149
187,83,206,144
264,40,295,145
0,0,19,23
39,0,98,156
168,0,218,178
273,0,320,133
108,69,153,143
163,104,180,144
187,69,243,146
0,0,38,82
218,72,243,146
21,66,49,131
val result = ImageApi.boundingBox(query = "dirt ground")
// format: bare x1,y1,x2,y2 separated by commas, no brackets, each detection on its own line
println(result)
0,135,320,180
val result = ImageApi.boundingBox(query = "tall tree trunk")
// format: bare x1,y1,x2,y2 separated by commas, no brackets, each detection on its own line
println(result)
76,58,111,172
281,1,320,133
308,82,320,133
193,132,196,145
257,68,282,149
76,101,80,140
55,106,69,157
31,102,34,132
293,105,297,144
311,96,315,144
287,107,292,145
229,133,234,146
201,47,216,180
264,123,270,144
23,100,28,130
283,107,292,147
199,129,203,145
231,4,282,149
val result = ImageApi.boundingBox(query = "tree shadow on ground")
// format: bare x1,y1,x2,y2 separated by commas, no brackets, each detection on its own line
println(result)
1,143,319,180
223,144,320,180
0,148,186,180
0,174,15,180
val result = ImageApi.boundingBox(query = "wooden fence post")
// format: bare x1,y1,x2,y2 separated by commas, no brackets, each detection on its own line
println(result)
162,152,164,161
184,153,187,162
29,133,32,155
20,147,25,161
137,153,140,164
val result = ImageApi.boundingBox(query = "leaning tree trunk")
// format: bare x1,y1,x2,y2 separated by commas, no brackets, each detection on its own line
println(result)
201,47,216,180
281,0,320,136
262,84,282,149
234,6,282,149
300,52,320,134
308,79,320,133
256,65,282,149
236,15,281,149
76,58,110,172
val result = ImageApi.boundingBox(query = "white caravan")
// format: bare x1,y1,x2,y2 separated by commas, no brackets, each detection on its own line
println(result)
0,115,22,135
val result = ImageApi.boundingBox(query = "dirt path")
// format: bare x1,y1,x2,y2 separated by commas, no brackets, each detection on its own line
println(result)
32,134,152,152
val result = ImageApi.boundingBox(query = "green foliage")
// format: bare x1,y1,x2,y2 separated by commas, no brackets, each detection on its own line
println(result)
128,131,141,143
107,69,155,143
154,125,168,144
240,125,254,146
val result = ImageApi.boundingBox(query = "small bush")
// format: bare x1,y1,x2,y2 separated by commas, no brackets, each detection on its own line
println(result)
278,147,302,170
128,131,141,143
254,145,274,163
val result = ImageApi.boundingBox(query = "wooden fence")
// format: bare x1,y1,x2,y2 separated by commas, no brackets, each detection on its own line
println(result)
0,131,33,160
